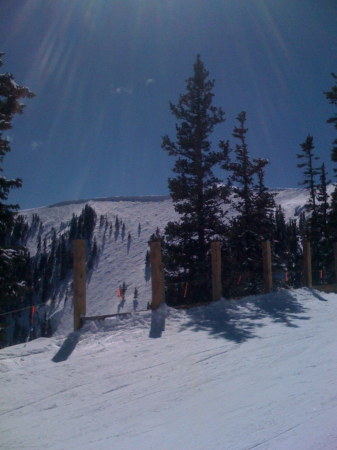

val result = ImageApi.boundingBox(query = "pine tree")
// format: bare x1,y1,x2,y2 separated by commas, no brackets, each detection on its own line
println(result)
225,112,274,284
315,163,331,275
82,204,96,240
253,161,276,240
121,222,125,241
0,53,34,314
297,135,322,274
324,72,337,257
114,216,120,241
297,135,320,213
161,55,230,303
317,163,330,236
324,72,337,168
88,237,98,270
271,206,301,284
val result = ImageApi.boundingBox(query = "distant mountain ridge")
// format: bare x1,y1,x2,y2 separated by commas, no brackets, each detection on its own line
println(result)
23,187,308,212
46,195,171,209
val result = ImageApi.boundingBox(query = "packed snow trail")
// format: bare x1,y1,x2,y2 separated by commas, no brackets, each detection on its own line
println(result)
1,288,337,449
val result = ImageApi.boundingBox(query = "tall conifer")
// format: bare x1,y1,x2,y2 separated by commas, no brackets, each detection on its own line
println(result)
324,72,337,167
0,53,34,312
162,55,230,302
225,112,274,280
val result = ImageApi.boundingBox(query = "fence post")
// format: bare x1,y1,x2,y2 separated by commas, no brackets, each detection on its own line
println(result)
303,241,312,287
211,241,222,301
150,241,165,310
262,240,273,293
73,240,86,331
333,243,337,283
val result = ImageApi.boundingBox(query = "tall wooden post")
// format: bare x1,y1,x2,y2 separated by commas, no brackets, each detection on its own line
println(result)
303,241,312,287
73,240,86,331
262,240,272,293
211,241,222,301
150,241,165,310
333,243,337,283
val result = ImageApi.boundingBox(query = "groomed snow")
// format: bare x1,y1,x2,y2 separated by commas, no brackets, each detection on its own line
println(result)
1,288,337,449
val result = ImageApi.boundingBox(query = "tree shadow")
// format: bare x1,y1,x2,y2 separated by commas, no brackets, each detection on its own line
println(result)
179,290,310,344
127,236,131,254
52,331,80,362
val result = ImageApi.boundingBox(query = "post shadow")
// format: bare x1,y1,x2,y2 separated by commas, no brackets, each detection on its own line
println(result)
149,303,166,338
52,332,80,362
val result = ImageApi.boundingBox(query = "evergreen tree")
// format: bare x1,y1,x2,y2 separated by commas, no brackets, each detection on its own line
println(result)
69,213,78,240
297,135,322,274
144,249,150,278
317,163,330,237
315,163,331,275
271,206,301,284
121,222,125,241
0,53,34,314
82,204,96,240
114,216,120,241
328,188,337,242
59,234,69,280
297,135,320,213
225,112,274,283
324,72,337,258
253,161,276,240
324,72,337,168
88,237,98,270
161,55,230,303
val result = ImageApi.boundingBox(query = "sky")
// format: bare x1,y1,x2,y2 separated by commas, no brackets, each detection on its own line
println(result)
0,0,336,209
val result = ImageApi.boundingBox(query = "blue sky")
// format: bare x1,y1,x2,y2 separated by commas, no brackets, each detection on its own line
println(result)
1,0,336,209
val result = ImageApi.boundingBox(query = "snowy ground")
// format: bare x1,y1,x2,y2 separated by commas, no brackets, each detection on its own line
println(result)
1,288,337,449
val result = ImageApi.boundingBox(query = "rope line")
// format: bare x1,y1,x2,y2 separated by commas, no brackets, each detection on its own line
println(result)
0,302,47,317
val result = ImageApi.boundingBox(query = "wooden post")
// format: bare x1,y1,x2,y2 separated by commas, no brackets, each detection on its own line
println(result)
303,241,312,287
73,240,86,331
211,241,222,301
262,240,272,293
333,243,337,283
150,241,165,310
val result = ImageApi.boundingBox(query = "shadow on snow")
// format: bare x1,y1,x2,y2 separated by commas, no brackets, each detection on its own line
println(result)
179,289,312,344
52,332,81,363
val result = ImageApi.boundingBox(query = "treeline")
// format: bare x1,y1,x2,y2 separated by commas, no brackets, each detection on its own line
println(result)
1,203,138,346
1,205,98,346
159,56,337,305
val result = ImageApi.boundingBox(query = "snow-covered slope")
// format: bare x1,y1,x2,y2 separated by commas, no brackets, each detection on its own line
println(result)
21,188,312,336
1,288,337,449
23,196,176,335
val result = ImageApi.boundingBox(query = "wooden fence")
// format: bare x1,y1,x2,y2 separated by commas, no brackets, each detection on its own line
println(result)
72,239,337,330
